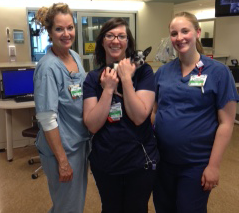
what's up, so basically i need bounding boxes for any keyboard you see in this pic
[14,95,34,103]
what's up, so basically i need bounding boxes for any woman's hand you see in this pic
[58,161,73,182]
[201,165,219,191]
[201,101,236,191]
[100,67,119,94]
[117,58,136,81]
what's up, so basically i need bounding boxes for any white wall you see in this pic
[214,16,239,64]
[137,2,174,62]
[0,7,31,63]
[200,21,214,38]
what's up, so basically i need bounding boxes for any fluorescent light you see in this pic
[0,0,144,12]
[195,9,215,20]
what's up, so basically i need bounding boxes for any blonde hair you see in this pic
[35,3,73,40]
[171,12,204,54]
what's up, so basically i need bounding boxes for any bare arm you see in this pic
[44,127,73,182]
[117,58,155,125]
[83,68,119,134]
[201,101,237,191]
[151,102,158,125]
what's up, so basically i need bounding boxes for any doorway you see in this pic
[77,12,135,72]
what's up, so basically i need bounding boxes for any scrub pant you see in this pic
[153,161,210,213]
[39,141,89,213]
[91,163,157,213]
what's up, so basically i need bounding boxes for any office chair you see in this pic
[22,117,42,179]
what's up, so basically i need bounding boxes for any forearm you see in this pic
[121,77,150,125]
[44,127,68,166]
[208,122,234,169]
[208,101,237,169]
[84,89,113,133]
[151,102,158,125]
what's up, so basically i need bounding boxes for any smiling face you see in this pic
[169,17,201,56]
[49,13,75,52]
[102,25,128,64]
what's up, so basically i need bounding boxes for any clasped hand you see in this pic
[100,58,135,94]
[117,58,136,81]
[100,67,119,94]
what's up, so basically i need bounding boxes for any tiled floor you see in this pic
[0,124,238,213]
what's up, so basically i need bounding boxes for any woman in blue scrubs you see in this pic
[83,18,159,213]
[152,12,239,213]
[34,3,90,213]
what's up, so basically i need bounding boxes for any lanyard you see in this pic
[141,144,156,170]
[196,60,204,76]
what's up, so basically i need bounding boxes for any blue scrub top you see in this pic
[154,55,239,165]
[83,63,159,175]
[34,49,90,156]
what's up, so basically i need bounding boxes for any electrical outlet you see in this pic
[9,46,16,57]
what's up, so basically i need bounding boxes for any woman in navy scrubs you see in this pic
[83,18,159,213]
[152,12,239,213]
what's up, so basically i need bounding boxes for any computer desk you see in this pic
[0,62,37,161]
[0,99,35,161]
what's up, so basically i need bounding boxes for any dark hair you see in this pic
[94,17,135,66]
[171,12,204,54]
[35,3,74,41]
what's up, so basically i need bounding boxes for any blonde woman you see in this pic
[34,3,90,213]
[152,12,239,213]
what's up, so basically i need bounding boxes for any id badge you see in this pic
[108,102,122,122]
[68,84,82,99]
[188,75,207,87]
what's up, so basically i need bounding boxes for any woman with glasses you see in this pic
[83,17,159,213]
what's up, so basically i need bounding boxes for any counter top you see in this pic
[0,99,35,109]
[0,62,37,69]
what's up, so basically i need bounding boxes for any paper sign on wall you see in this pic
[85,42,95,54]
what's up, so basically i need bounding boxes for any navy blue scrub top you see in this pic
[154,55,239,165]
[83,63,159,175]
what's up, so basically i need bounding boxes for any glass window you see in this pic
[82,17,129,56]
[27,11,77,62]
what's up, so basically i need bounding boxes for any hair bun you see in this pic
[35,6,48,28]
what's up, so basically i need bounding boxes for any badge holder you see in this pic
[68,71,82,99]
[69,84,82,99]
[189,60,207,94]
[107,102,122,123]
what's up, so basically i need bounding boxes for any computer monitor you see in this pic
[228,66,239,83]
[215,0,239,17]
[201,38,213,48]
[1,68,34,99]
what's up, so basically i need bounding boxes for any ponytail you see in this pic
[196,38,204,54]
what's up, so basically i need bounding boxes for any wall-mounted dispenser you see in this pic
[6,27,10,43]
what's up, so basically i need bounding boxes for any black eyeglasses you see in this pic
[104,33,128,41]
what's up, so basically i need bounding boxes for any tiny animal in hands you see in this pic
[131,46,152,68]
[99,46,152,97]
[108,46,152,71]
